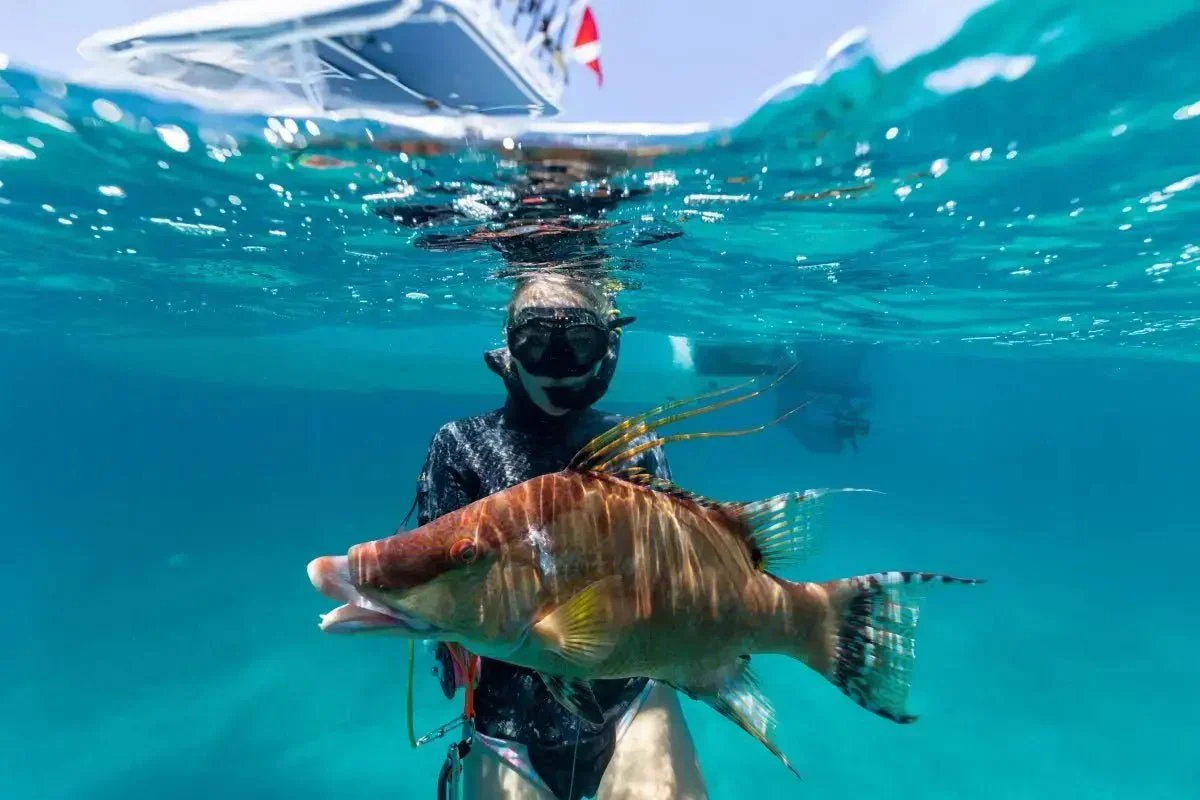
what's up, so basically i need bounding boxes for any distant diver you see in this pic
[688,338,875,455]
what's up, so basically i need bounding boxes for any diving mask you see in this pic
[506,306,635,380]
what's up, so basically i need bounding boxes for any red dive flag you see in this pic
[572,6,603,86]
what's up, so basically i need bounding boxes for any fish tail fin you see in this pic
[787,571,985,724]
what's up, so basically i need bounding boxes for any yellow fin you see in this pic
[532,577,622,668]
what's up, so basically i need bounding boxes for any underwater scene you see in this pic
[2,0,1199,798]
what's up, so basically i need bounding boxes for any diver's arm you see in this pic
[642,433,673,482]
[415,426,474,527]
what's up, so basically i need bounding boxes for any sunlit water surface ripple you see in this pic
[0,1,1198,359]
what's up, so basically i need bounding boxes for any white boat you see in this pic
[75,0,600,118]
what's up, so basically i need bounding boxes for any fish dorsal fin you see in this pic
[569,367,804,475]
[722,488,880,572]
[721,490,828,572]
[671,655,802,780]
[607,467,729,512]
[612,465,653,485]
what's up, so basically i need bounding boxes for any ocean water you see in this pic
[2,1,1199,798]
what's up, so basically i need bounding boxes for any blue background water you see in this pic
[4,0,1200,796]
[3,339,1196,798]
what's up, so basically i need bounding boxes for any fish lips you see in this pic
[307,555,436,636]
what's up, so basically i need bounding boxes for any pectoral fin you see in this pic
[539,673,605,725]
[531,576,621,668]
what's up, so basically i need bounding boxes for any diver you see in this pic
[687,338,874,455]
[413,272,707,800]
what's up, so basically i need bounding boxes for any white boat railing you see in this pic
[494,0,579,87]
[75,0,592,117]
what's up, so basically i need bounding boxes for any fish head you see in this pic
[308,519,536,646]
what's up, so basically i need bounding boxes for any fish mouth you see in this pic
[306,555,436,636]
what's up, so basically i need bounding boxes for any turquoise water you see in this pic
[2,1,1199,797]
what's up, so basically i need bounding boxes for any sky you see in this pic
[0,0,989,124]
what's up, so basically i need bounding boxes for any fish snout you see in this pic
[306,552,436,636]
[307,555,355,603]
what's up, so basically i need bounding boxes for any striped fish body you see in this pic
[345,470,777,681]
[309,377,985,779]
[381,469,808,684]
[337,467,980,742]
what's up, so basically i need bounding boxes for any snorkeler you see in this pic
[413,273,707,800]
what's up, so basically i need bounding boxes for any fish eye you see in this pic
[449,538,477,564]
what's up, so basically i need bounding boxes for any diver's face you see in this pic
[513,357,605,415]
[506,304,612,414]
